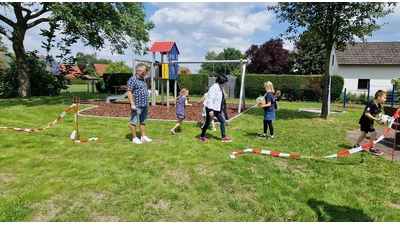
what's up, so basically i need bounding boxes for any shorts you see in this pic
[130,106,148,125]
[360,123,375,133]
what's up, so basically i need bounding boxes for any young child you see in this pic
[274,90,281,111]
[198,86,216,131]
[170,88,192,135]
[258,81,276,140]
[353,89,387,155]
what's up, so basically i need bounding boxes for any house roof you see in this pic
[58,64,82,78]
[178,67,192,74]
[149,41,180,54]
[336,42,400,65]
[94,63,109,77]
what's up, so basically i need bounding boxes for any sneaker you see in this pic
[258,134,267,139]
[140,136,152,142]
[212,127,217,132]
[369,147,383,155]
[353,144,360,148]
[221,137,233,142]
[267,136,275,140]
[132,137,142,144]
[199,137,209,142]
[170,129,175,135]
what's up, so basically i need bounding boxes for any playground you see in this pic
[1,41,400,221]
[2,93,400,221]
[79,99,254,123]
[73,98,400,163]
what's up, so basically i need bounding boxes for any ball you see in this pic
[256,96,263,105]
[379,114,391,124]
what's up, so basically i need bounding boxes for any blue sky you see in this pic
[3,2,400,73]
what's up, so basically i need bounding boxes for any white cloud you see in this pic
[2,2,400,74]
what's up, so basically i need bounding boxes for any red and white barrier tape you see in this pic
[230,109,400,159]
[0,104,102,143]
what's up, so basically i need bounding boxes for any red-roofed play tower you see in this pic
[148,41,180,107]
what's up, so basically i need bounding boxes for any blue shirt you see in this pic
[127,75,148,107]
[264,92,275,112]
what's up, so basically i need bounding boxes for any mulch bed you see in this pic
[78,100,254,122]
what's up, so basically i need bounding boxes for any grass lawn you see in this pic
[1,92,400,222]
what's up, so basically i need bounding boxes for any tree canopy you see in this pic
[76,52,97,67]
[104,61,132,74]
[198,47,246,77]
[268,2,397,119]
[0,2,155,97]
[292,30,325,75]
[75,52,113,67]
[245,38,292,74]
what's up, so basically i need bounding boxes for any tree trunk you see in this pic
[320,48,332,119]
[12,26,31,98]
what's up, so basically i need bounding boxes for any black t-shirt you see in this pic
[359,101,381,125]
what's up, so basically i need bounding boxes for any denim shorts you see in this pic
[130,106,148,125]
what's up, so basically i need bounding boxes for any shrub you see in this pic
[1,51,69,98]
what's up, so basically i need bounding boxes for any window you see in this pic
[358,79,369,89]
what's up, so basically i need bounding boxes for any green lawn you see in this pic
[0,93,400,222]
[62,84,96,93]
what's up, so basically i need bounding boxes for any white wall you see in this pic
[343,78,393,95]
[338,65,400,95]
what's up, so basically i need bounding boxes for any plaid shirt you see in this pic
[127,74,148,107]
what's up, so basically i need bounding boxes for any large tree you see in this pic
[75,52,112,67]
[0,2,155,97]
[76,52,97,67]
[268,2,397,119]
[245,38,292,74]
[293,30,325,75]
[104,60,132,74]
[198,47,246,77]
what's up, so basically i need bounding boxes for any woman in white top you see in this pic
[199,75,232,142]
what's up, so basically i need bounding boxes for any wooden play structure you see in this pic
[133,41,248,112]
[133,41,180,107]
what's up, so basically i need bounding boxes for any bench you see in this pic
[118,85,127,92]
[112,85,127,94]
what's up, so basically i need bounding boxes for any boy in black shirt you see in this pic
[353,90,387,155]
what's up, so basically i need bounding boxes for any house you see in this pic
[178,66,192,74]
[94,63,109,77]
[330,42,400,95]
[58,64,83,78]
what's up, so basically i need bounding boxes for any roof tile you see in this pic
[149,41,180,54]
[336,42,400,65]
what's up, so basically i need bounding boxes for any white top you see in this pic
[203,83,223,111]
